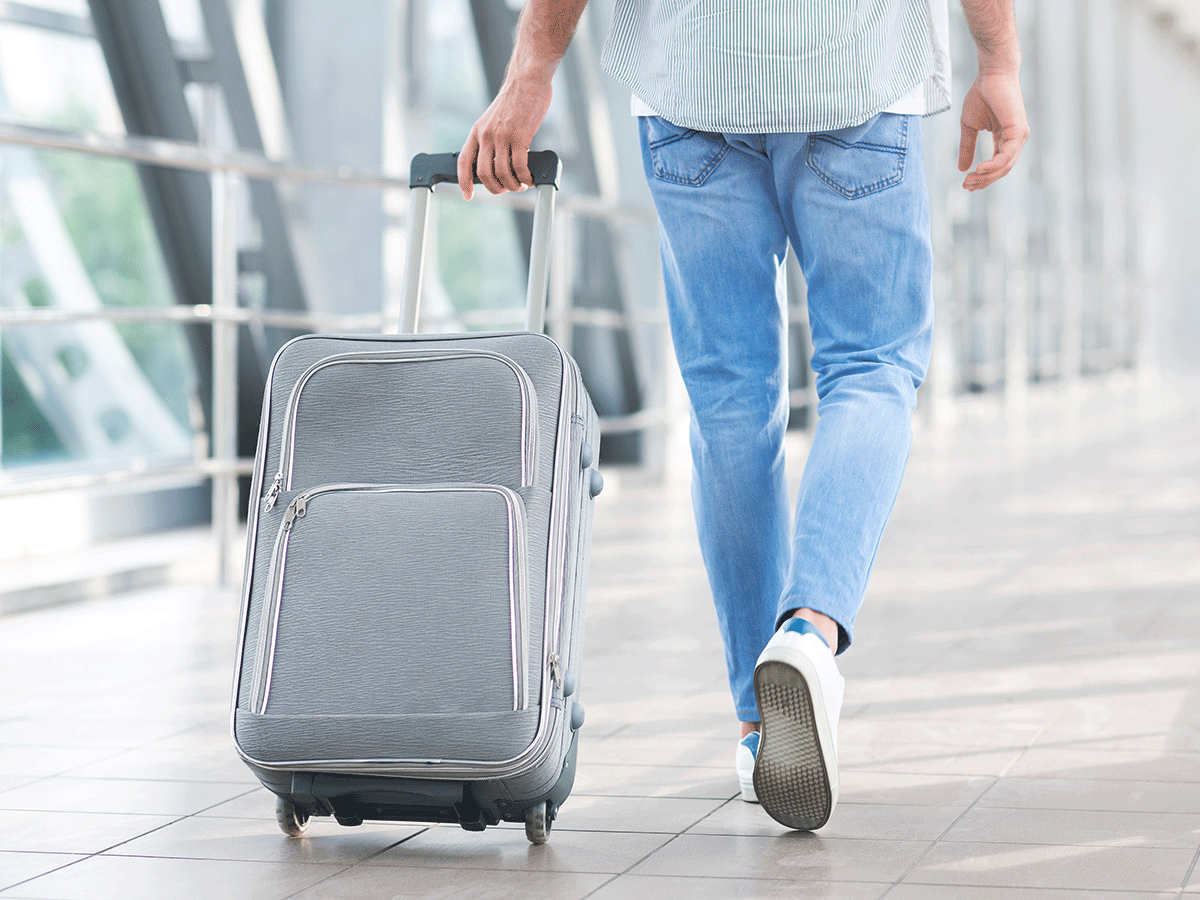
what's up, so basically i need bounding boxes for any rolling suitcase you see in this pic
[230,151,601,844]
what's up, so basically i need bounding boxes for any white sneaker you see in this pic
[752,617,845,830]
[735,731,760,802]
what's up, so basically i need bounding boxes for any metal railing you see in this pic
[0,117,669,587]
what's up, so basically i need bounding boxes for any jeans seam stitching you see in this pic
[647,129,695,152]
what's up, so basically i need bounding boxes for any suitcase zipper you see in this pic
[262,350,538,511]
[252,482,530,715]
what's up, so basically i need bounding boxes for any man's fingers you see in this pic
[511,145,533,190]
[476,146,504,195]
[958,125,979,173]
[472,131,530,194]
[457,134,479,200]
[964,121,1029,190]
[963,151,1015,190]
[494,143,525,193]
[460,74,552,195]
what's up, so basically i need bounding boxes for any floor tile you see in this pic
[47,694,229,726]
[137,722,242,756]
[107,813,422,864]
[977,776,1200,814]
[0,853,85,893]
[838,714,1049,750]
[571,763,739,799]
[0,746,118,780]
[578,736,734,770]
[0,717,197,750]
[1005,746,1200,782]
[839,743,1025,777]
[904,841,1196,892]
[688,800,964,842]
[886,886,1180,899]
[287,864,609,900]
[0,855,342,900]
[629,833,930,883]
[0,778,251,817]
[63,747,259,785]
[587,873,890,900]
[942,804,1200,849]
[364,823,671,874]
[554,794,725,833]
[837,772,994,808]
[194,787,279,820]
[0,809,178,854]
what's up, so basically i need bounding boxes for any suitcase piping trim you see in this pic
[232,333,587,781]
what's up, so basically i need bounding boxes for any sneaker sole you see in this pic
[752,658,835,830]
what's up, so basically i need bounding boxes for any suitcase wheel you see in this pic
[275,796,310,837]
[524,801,552,845]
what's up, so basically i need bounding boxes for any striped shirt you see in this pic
[601,0,952,134]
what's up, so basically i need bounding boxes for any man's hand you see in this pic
[458,74,553,200]
[958,1,1029,191]
[958,70,1030,191]
[457,0,590,200]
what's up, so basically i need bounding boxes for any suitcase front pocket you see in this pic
[262,349,539,510]
[252,484,530,719]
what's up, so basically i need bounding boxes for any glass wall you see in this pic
[0,2,196,470]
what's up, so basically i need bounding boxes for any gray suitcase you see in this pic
[230,151,601,844]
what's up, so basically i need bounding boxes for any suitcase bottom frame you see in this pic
[250,732,578,846]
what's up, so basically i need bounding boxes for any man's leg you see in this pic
[636,117,791,726]
[751,113,933,830]
[772,113,933,645]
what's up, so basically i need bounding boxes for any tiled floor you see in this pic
[2,375,1199,899]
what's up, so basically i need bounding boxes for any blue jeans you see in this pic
[638,113,933,721]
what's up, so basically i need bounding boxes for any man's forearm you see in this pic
[960,0,1021,72]
[507,0,591,86]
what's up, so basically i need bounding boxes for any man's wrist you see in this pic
[975,47,1021,76]
[961,0,1021,75]
[505,61,556,92]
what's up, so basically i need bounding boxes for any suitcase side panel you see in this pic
[490,361,598,803]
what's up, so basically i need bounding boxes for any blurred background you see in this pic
[0,0,1196,609]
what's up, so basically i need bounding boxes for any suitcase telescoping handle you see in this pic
[397,150,562,336]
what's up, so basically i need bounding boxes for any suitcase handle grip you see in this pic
[396,151,559,336]
[409,150,561,189]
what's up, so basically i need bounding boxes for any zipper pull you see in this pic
[282,495,307,530]
[549,653,564,692]
[263,472,283,511]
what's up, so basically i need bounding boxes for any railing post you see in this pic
[211,165,239,588]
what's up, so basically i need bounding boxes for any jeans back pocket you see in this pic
[806,114,910,200]
[642,116,729,187]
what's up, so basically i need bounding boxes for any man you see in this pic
[459,0,1028,831]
